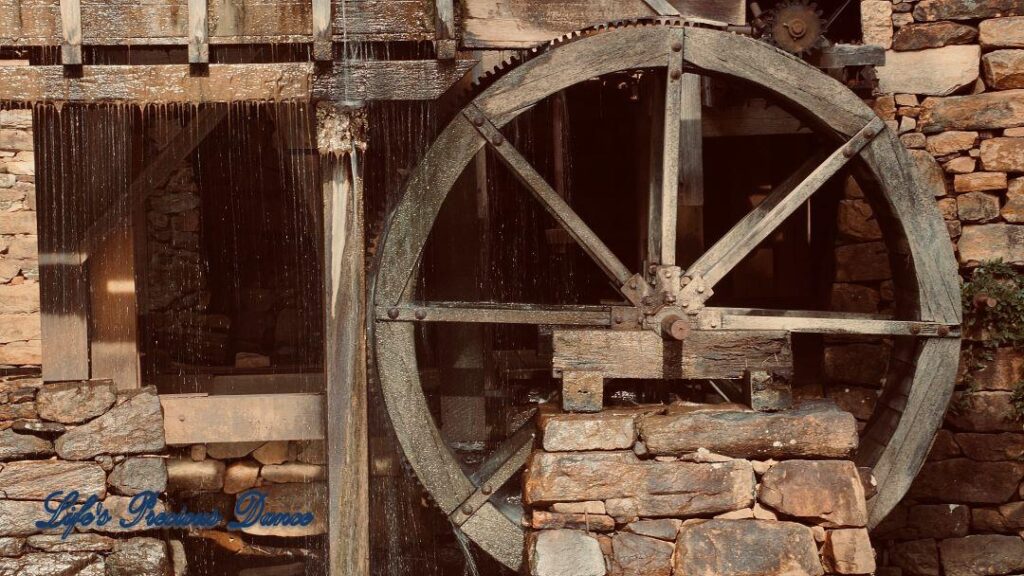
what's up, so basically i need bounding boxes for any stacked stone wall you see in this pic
[524,402,875,576]
[0,376,178,574]
[0,106,40,368]
[852,4,1024,573]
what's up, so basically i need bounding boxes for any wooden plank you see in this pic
[551,329,793,380]
[187,0,209,64]
[433,0,456,59]
[59,0,81,64]
[88,226,140,390]
[0,60,475,103]
[808,44,885,69]
[377,302,613,326]
[0,0,436,46]
[312,0,331,61]
[677,72,704,265]
[318,103,368,576]
[654,30,684,266]
[698,307,957,337]
[160,393,324,444]
[461,0,746,48]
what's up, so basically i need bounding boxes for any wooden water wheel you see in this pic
[371,21,961,570]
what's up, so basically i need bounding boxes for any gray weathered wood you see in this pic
[58,0,81,64]
[433,0,456,59]
[809,44,885,69]
[743,369,792,412]
[461,0,746,48]
[653,30,684,266]
[698,307,958,337]
[187,0,209,64]
[160,393,325,444]
[376,302,612,326]
[318,103,368,576]
[677,72,704,264]
[312,0,331,61]
[561,371,604,412]
[0,61,475,104]
[552,329,793,380]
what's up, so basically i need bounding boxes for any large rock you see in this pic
[639,403,857,459]
[0,460,105,501]
[908,149,947,197]
[822,528,875,575]
[0,552,104,576]
[758,460,868,527]
[836,200,882,241]
[955,432,1024,460]
[54,387,165,460]
[890,539,940,576]
[260,463,325,483]
[910,459,1024,503]
[106,537,170,576]
[903,504,971,540]
[829,283,880,314]
[980,17,1024,48]
[0,500,47,536]
[529,530,605,576]
[108,457,167,495]
[940,534,1024,576]
[541,413,636,451]
[87,495,167,534]
[957,192,1000,222]
[1005,177,1024,222]
[0,283,39,314]
[946,391,1019,432]
[25,534,115,552]
[523,451,754,518]
[835,241,891,282]
[36,380,115,424]
[234,482,327,536]
[610,532,673,576]
[981,137,1024,172]
[0,427,52,459]
[530,510,615,532]
[167,459,224,493]
[984,50,1024,89]
[961,347,1024,391]
[959,224,1024,265]
[877,46,980,96]
[223,460,260,495]
[861,1,893,48]
[920,90,1024,132]
[893,22,978,50]
[674,519,823,576]
[954,171,1007,193]
[914,0,1024,21]
[926,131,978,156]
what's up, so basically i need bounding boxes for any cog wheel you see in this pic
[764,0,827,54]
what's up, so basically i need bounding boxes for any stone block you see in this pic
[959,224,1024,265]
[914,0,1024,21]
[235,482,326,537]
[0,341,41,366]
[223,460,260,495]
[877,46,980,96]
[829,386,877,421]
[957,192,1000,222]
[946,391,1019,432]
[920,90,1024,133]
[167,459,225,493]
[529,530,605,576]
[252,441,290,465]
[829,283,880,314]
[823,528,876,574]
[926,131,978,156]
[892,22,977,50]
[260,463,325,483]
[890,538,940,576]
[954,172,1007,193]
[26,534,115,553]
[551,501,605,515]
[837,199,882,241]
[108,457,167,496]
[910,459,1024,503]
[862,1,894,48]
[523,451,754,518]
[639,403,857,459]
[908,149,947,197]
[0,553,104,576]
[0,500,47,536]
[610,532,673,576]
[0,427,52,460]
[106,537,170,576]
[531,510,615,532]
[955,432,1024,461]
[55,387,165,460]
[904,504,971,540]
[983,49,1024,90]
[541,413,636,451]
[758,460,868,527]
[674,519,823,576]
[981,137,1024,172]
[945,156,976,174]
[623,519,681,541]
[0,460,105,501]
[1005,177,1024,222]
[940,534,1024,576]
[980,16,1024,48]
[36,380,116,424]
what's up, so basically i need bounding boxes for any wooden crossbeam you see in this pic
[160,393,324,444]
[58,0,81,65]
[187,0,209,64]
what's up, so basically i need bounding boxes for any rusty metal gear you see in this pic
[763,0,827,54]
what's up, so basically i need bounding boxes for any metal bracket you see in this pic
[449,423,536,526]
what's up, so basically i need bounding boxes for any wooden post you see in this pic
[59,0,82,65]
[312,0,332,61]
[187,0,209,64]
[434,0,457,59]
[317,102,368,576]
[677,73,704,265]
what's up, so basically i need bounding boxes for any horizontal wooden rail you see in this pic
[160,393,324,444]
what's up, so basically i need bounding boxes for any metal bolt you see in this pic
[681,276,691,286]
[629,279,638,289]
[910,324,921,335]
[696,286,705,294]
[670,69,682,80]
[481,484,493,495]
[414,309,427,320]
[387,307,400,319]
[472,116,484,127]
[710,320,718,328]
[681,301,690,308]
[492,134,504,146]
[938,326,950,337]
[843,146,856,158]
[671,41,682,52]
[178,415,186,422]
[613,313,623,324]
[462,503,474,515]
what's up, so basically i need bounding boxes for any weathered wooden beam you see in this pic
[653,29,684,266]
[58,0,81,65]
[697,307,958,337]
[160,393,325,444]
[187,0,209,64]
[317,102,369,576]
[677,73,704,264]
[808,44,885,70]
[376,302,613,326]
[433,0,456,59]
[561,371,604,412]
[551,329,793,380]
[0,0,437,46]
[0,60,475,103]
[312,0,332,61]
[460,0,746,48]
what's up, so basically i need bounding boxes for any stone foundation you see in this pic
[524,402,875,576]
[0,375,177,574]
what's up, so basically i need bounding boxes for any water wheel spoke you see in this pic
[684,116,886,291]
[649,29,685,266]
[376,301,614,326]
[698,306,959,337]
[451,421,537,526]
[462,104,634,288]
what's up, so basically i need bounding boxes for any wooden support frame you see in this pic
[58,0,81,65]
[433,0,457,59]
[312,0,332,61]
[187,0,209,64]
[160,393,324,444]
